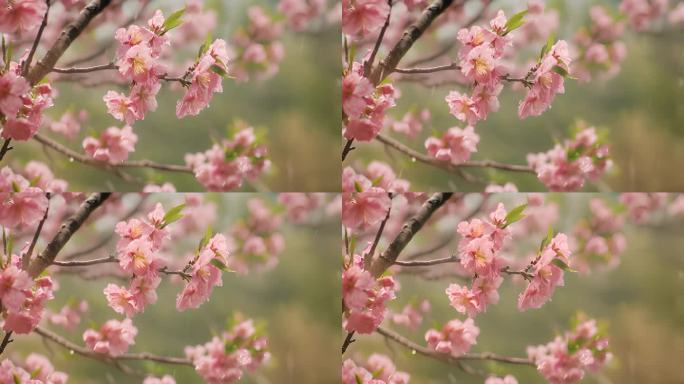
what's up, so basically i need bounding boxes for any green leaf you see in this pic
[210,64,228,77]
[162,203,185,228]
[540,226,554,251]
[504,203,527,227]
[354,181,363,193]
[198,33,213,58]
[552,258,576,272]
[504,10,528,34]
[210,258,231,272]
[355,375,364,384]
[567,339,581,354]
[540,35,554,59]
[162,8,185,33]
[198,226,213,251]
[371,175,384,187]
[552,65,570,77]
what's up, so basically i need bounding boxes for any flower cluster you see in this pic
[82,125,138,163]
[83,318,138,357]
[104,203,172,317]
[390,108,430,139]
[176,233,230,311]
[424,125,479,165]
[620,0,668,31]
[0,63,53,141]
[445,203,513,317]
[573,6,627,82]
[447,10,512,125]
[0,354,68,384]
[48,300,88,331]
[343,62,396,142]
[343,254,397,334]
[277,193,326,223]
[571,198,626,273]
[425,317,480,358]
[619,192,668,223]
[527,126,612,191]
[143,375,176,384]
[185,318,270,384]
[0,261,54,334]
[518,233,572,311]
[176,38,230,118]
[230,6,284,82]
[228,198,284,273]
[0,0,47,35]
[107,10,171,124]
[342,354,410,384]
[527,317,612,384]
[518,40,572,119]
[391,299,430,332]
[342,0,390,38]
[278,0,326,31]
[0,167,49,229]
[185,125,270,192]
[485,375,518,384]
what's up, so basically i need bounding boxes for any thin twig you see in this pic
[365,193,393,269]
[23,194,51,269]
[51,62,117,73]
[23,0,51,76]
[52,255,117,267]
[0,331,13,356]
[394,254,459,266]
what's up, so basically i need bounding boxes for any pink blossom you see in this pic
[445,91,479,125]
[460,44,501,86]
[446,284,481,318]
[0,0,47,34]
[49,110,85,139]
[24,353,69,384]
[425,318,479,358]
[342,354,410,384]
[144,376,176,384]
[620,0,668,31]
[619,193,667,223]
[3,276,54,334]
[83,318,138,357]
[279,0,325,31]
[518,234,572,311]
[83,125,138,163]
[0,71,29,117]
[176,234,229,311]
[0,265,32,313]
[49,300,88,331]
[485,375,518,384]
[118,238,159,277]
[185,318,269,384]
[104,283,138,317]
[103,91,139,124]
[342,67,374,119]
[363,161,410,193]
[519,40,572,119]
[343,65,396,142]
[391,300,429,331]
[0,170,49,229]
[391,109,430,138]
[343,255,396,334]
[342,0,390,37]
[176,40,229,118]
[342,189,391,230]
[459,236,496,276]
[277,193,325,223]
[425,126,479,165]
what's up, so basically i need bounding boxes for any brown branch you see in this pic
[33,133,193,174]
[370,0,460,84]
[375,133,534,175]
[369,192,453,277]
[365,193,393,269]
[51,62,117,73]
[22,194,51,269]
[34,326,193,366]
[341,331,356,354]
[394,62,460,74]
[376,326,534,367]
[0,331,13,356]
[364,0,393,76]
[23,0,51,76]
[27,0,113,85]
[28,193,111,277]
[394,254,459,266]
[0,139,12,163]
[52,255,117,267]
[342,138,355,162]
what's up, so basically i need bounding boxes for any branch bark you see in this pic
[369,192,453,277]
[34,326,193,366]
[27,193,111,277]
[27,0,113,85]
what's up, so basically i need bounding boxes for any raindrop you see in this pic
[411,349,416,355]
[69,350,74,355]
[411,157,416,163]
[68,157,74,163]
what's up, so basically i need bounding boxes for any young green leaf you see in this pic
[198,226,213,251]
[198,33,213,58]
[504,203,528,227]
[552,258,576,272]
[540,226,554,251]
[540,34,555,59]
[210,258,231,272]
[162,203,185,228]
[162,8,186,33]
[504,10,528,34]
[210,64,228,77]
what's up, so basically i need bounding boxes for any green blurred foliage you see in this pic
[9,0,340,192]
[347,194,684,383]
[352,3,684,192]
[6,193,341,383]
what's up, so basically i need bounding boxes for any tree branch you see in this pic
[370,0,460,84]
[33,133,193,174]
[0,139,12,163]
[394,254,459,266]
[27,0,113,85]
[376,326,534,367]
[28,193,111,277]
[23,0,51,76]
[51,62,117,73]
[394,62,460,74]
[34,326,193,366]
[52,255,117,267]
[22,194,51,269]
[369,192,453,277]
[0,331,13,356]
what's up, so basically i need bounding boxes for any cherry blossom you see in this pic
[83,318,138,357]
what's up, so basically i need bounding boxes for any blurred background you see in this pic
[7,193,341,383]
[350,0,684,191]
[8,0,341,192]
[347,193,684,383]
